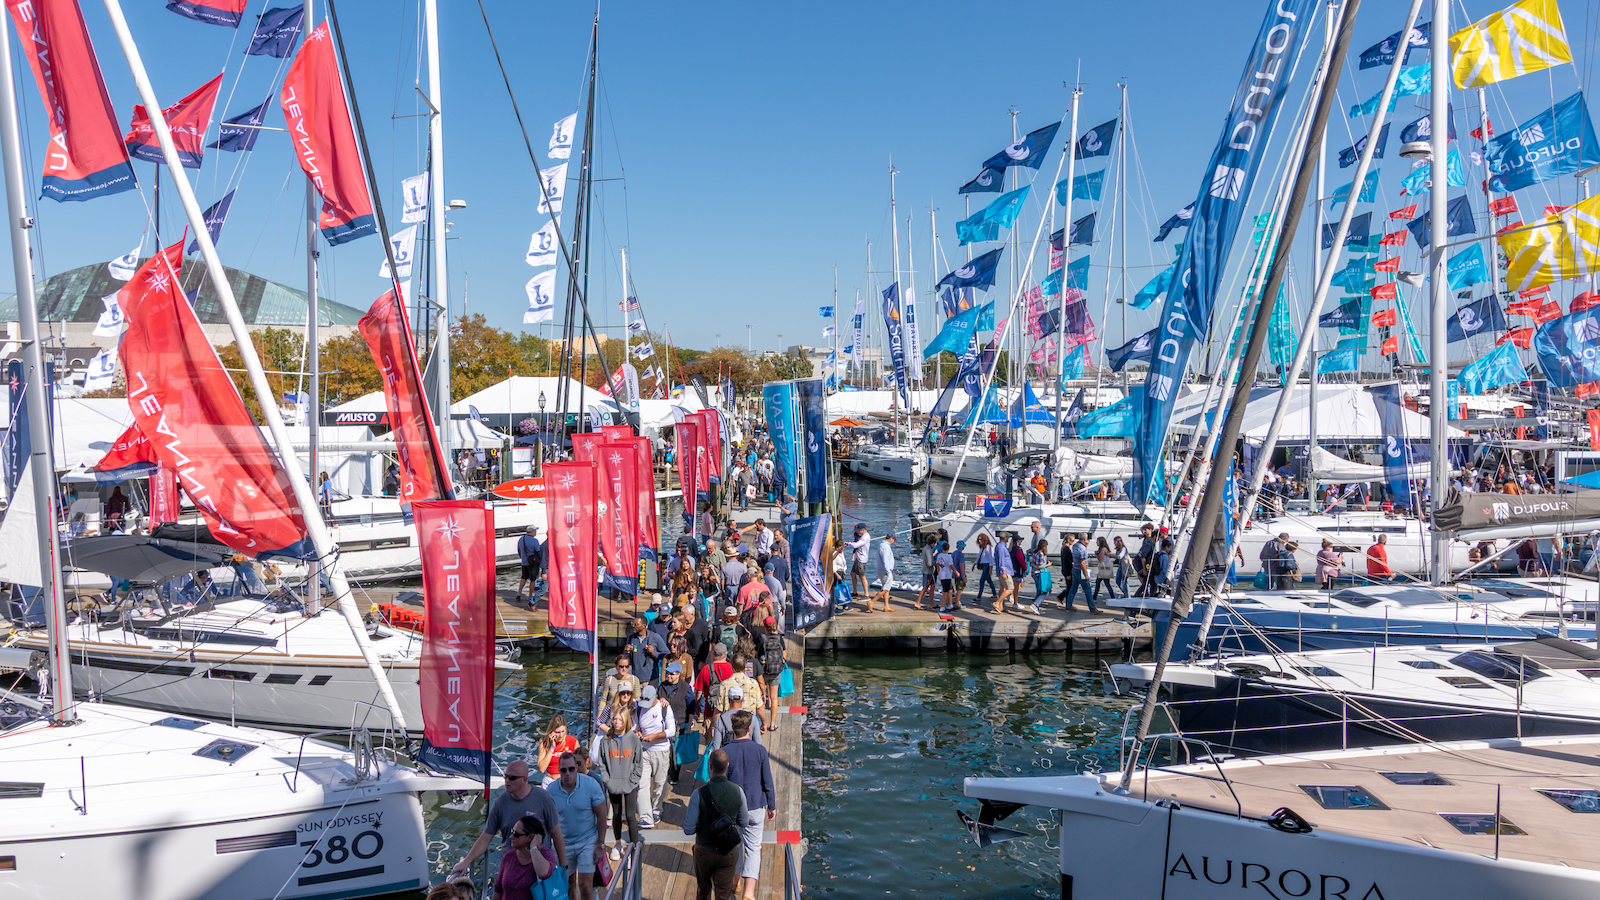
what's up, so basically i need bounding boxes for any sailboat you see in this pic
[0,1,478,895]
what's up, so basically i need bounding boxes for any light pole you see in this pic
[536,391,547,477]
[747,324,752,351]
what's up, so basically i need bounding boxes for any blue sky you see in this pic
[6,0,1600,361]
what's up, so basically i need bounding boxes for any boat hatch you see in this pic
[1380,772,1453,786]
[1401,660,1448,669]
[1291,665,1339,678]
[193,739,256,763]
[1438,676,1496,689]
[1299,785,1388,810]
[1439,813,1525,835]
[1538,789,1600,813]
[0,782,44,799]
[153,716,208,730]
[1449,650,1548,684]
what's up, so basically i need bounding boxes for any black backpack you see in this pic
[700,785,743,853]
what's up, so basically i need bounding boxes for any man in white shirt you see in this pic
[935,542,957,612]
[634,684,676,829]
[846,523,871,599]
[870,533,896,612]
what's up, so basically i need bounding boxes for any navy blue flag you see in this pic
[1155,203,1194,241]
[208,98,270,152]
[1372,383,1414,510]
[1067,212,1095,246]
[1531,378,1550,440]
[984,122,1061,170]
[960,166,1005,194]
[1534,306,1600,388]
[882,284,911,408]
[247,5,303,57]
[1319,298,1364,330]
[1061,296,1091,335]
[796,378,828,504]
[1322,212,1372,249]
[1337,123,1390,167]
[1076,119,1117,159]
[1446,293,1507,342]
[788,513,832,630]
[1400,104,1456,144]
[1135,0,1316,510]
[1062,388,1086,437]
[1406,195,1475,250]
[166,0,244,27]
[1036,307,1062,338]
[957,332,984,398]
[1106,328,1156,372]
[937,247,1002,290]
[1358,21,1430,69]
[1483,92,1600,194]
[187,190,234,255]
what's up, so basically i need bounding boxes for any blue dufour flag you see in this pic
[1458,341,1529,394]
[1483,92,1600,194]
[985,122,1061,170]
[1358,21,1430,69]
[208,98,270,152]
[1133,0,1316,510]
[881,284,912,407]
[956,186,1030,245]
[960,166,1005,194]
[1337,123,1390,167]
[796,378,828,504]
[1076,119,1117,159]
[1371,383,1415,509]
[1106,328,1156,372]
[1445,243,1488,290]
[1078,386,1143,437]
[1155,203,1194,241]
[923,302,991,359]
[1132,263,1176,309]
[247,5,303,57]
[1534,305,1600,388]
[1057,169,1104,204]
[762,383,797,491]
[1317,348,1359,373]
[937,247,1003,290]
[1319,298,1364,329]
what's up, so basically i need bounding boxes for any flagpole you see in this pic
[421,0,453,474]
[1053,89,1081,454]
[1477,85,1501,371]
[890,164,903,437]
[1427,0,1450,584]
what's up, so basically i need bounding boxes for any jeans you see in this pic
[974,564,995,600]
[1093,577,1115,604]
[1115,564,1130,598]
[1063,574,1096,612]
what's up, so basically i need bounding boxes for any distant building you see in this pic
[785,343,881,382]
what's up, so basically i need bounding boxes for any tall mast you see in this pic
[0,8,71,722]
[1427,0,1450,584]
[930,209,940,388]
[306,0,321,611]
[905,213,918,392]
[890,163,901,433]
[1053,89,1082,452]
[424,0,451,470]
[831,265,838,391]
[1309,2,1334,504]
[1118,83,1129,391]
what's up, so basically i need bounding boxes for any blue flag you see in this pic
[1132,263,1176,309]
[1459,341,1529,394]
[1337,123,1390,167]
[1534,306,1600,388]
[1399,148,1465,194]
[1060,344,1086,380]
[1066,212,1095,246]
[882,284,912,407]
[1319,298,1364,330]
[187,190,235,255]
[1076,119,1117,159]
[1400,104,1457,143]
[1484,92,1600,193]
[819,306,834,317]
[208,98,271,153]
[1445,243,1487,290]
[923,302,991,358]
[1358,21,1430,69]
[1134,0,1316,510]
[937,247,1003,291]
[1317,348,1360,373]
[960,166,1005,194]
[1329,257,1375,293]
[788,513,832,630]
[248,4,303,57]
[1371,383,1415,509]
[956,186,1029,245]
[1061,254,1090,291]
[1078,386,1143,437]
[1407,195,1475,250]
[1155,203,1194,241]
[1322,212,1372,248]
[1350,65,1430,116]
[1057,169,1104,204]
[797,378,828,504]
[1329,171,1380,207]
[1106,328,1156,372]
[985,122,1061,170]
[763,383,797,491]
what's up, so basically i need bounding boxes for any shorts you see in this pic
[940,579,953,591]
[921,572,936,589]
[851,561,865,576]
[568,837,598,874]
[521,564,538,580]
[999,573,1015,590]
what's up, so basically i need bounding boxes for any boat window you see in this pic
[192,739,257,763]
[1401,660,1447,670]
[153,716,208,730]
[1459,580,1556,599]
[0,782,44,799]
[1292,665,1340,678]
[1330,590,1382,607]
[1438,676,1495,689]
[1449,650,1547,685]
[1538,789,1600,813]
[1299,785,1389,810]
[1438,813,1526,835]
[1300,601,1337,609]
[1380,772,1453,786]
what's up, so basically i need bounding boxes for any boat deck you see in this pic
[1135,736,1600,871]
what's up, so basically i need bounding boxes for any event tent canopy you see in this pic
[1171,385,1464,443]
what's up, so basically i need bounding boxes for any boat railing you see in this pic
[601,839,644,900]
[1123,732,1244,819]
[288,726,381,793]
[784,840,804,900]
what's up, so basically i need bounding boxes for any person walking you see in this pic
[1133,524,1157,596]
[626,617,668,684]
[993,533,1017,612]
[951,539,969,603]
[535,716,579,788]
[915,533,939,611]
[758,618,787,716]
[1315,539,1342,589]
[593,705,644,861]
[450,759,568,882]
[516,526,543,603]
[1062,534,1096,614]
[1151,539,1174,594]
[869,533,896,613]
[1260,532,1291,591]
[546,752,608,900]
[709,684,763,752]
[722,711,775,900]
[659,661,698,784]
[683,750,753,900]
[633,684,675,830]
[1112,536,1131,598]
[1367,534,1393,583]
[973,534,996,605]
[846,523,871,599]
[1092,537,1117,606]
[1027,539,1049,612]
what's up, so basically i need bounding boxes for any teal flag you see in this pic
[1132,262,1175,309]
[1458,341,1529,394]
[1078,387,1143,437]
[1268,284,1296,379]
[956,186,1030,245]
[1060,343,1085,379]
[1339,297,1371,335]
[1055,169,1104,204]
[1062,255,1090,291]
[1329,169,1381,206]
[1317,347,1360,373]
[1399,147,1466,194]
[976,302,994,331]
[1337,335,1366,350]
[1329,256,1375,292]
[922,302,991,359]
[1445,243,1487,289]
[1043,267,1062,296]
[1349,64,1430,116]
[1346,234,1383,253]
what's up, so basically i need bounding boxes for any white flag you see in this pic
[524,270,557,324]
[549,113,576,159]
[379,224,419,279]
[632,342,655,360]
[821,325,836,338]
[626,319,646,334]
[401,172,429,223]
[108,245,141,281]
[82,349,117,391]
[93,295,125,337]
[537,163,567,215]
[526,218,559,267]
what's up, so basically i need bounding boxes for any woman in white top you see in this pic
[1112,536,1131,598]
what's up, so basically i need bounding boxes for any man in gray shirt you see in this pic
[709,684,763,752]
[720,547,749,604]
[762,562,786,630]
[450,759,567,879]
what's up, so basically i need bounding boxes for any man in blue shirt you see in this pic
[517,526,543,603]
[549,751,608,900]
[1062,533,1097,614]
[722,710,775,898]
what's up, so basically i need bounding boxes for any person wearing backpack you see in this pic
[683,749,753,900]
[722,710,774,900]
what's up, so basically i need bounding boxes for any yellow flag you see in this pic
[1500,191,1600,290]
[1450,0,1572,88]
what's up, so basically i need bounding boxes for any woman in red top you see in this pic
[536,716,578,787]
[493,814,557,900]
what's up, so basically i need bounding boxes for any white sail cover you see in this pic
[1311,446,1429,483]
[0,458,41,587]
[1054,446,1134,481]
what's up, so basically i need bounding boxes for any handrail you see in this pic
[288,727,376,793]
[1126,733,1244,819]
[784,841,803,900]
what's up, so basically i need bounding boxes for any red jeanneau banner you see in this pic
[124,72,222,169]
[674,420,700,500]
[280,23,375,244]
[117,243,307,557]
[690,410,723,484]
[413,499,495,783]
[572,436,635,594]
[690,416,712,495]
[612,436,658,562]
[359,288,450,504]
[544,462,598,654]
[5,0,135,201]
[571,431,605,462]
[599,424,632,441]
[149,463,180,525]
[91,423,157,481]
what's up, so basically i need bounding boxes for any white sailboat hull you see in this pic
[928,450,990,484]
[847,447,929,486]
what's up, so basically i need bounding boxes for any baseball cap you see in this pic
[666,662,683,674]
[727,684,745,699]
[1158,526,1170,534]
[639,684,657,702]
[854,523,866,532]
[723,605,738,618]
[763,616,776,626]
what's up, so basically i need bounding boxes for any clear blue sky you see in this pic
[6,0,1600,360]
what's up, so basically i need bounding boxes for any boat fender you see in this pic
[1264,807,1314,834]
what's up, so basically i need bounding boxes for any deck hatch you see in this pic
[1379,772,1452,786]
[153,717,208,730]
[193,739,257,763]
[1291,665,1340,677]
[0,782,44,799]
[1537,789,1600,812]
[1437,676,1494,689]
[1439,813,1526,835]
[1298,785,1388,810]
[1401,660,1447,669]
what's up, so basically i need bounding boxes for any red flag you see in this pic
[1488,197,1518,217]
[149,464,180,526]
[91,423,157,480]
[1546,204,1570,217]
[164,0,247,27]
[1370,283,1398,302]
[674,421,700,500]
[690,418,712,494]
[124,72,222,169]
[1497,328,1534,348]
[1379,231,1407,246]
[359,288,450,504]
[1389,204,1418,220]
[1371,308,1398,327]
[544,462,598,654]
[414,499,495,781]
[1498,220,1524,234]
[611,436,659,563]
[599,424,633,441]
[281,23,375,244]
[690,410,724,483]
[118,242,306,557]
[1577,382,1600,398]
[5,0,135,201]
[1517,284,1551,299]
[1573,291,1600,312]
[1535,297,1564,323]
[1373,256,1401,272]
[1471,120,1494,140]
[1381,335,1399,355]
[1590,410,1600,449]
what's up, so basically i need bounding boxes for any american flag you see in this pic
[619,296,640,312]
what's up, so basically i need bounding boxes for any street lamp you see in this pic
[536,391,547,476]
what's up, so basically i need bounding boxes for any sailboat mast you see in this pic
[1427,0,1450,584]
[890,164,901,434]
[1053,90,1081,452]
[1309,2,1333,505]
[424,0,451,471]
[1118,83,1129,391]
[905,213,918,395]
[305,0,321,612]
[0,9,71,722]
[930,209,939,388]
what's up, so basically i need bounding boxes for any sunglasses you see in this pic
[559,766,577,773]
[506,774,525,782]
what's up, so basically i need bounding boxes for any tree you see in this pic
[320,330,382,408]
[214,327,304,422]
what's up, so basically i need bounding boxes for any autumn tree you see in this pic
[319,330,382,407]
[214,327,304,422]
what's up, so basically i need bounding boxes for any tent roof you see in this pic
[829,417,870,428]
[451,376,618,416]
[1172,385,1465,442]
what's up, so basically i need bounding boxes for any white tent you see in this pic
[1172,385,1465,443]
[1310,446,1430,483]
[453,376,617,422]
[826,389,943,416]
